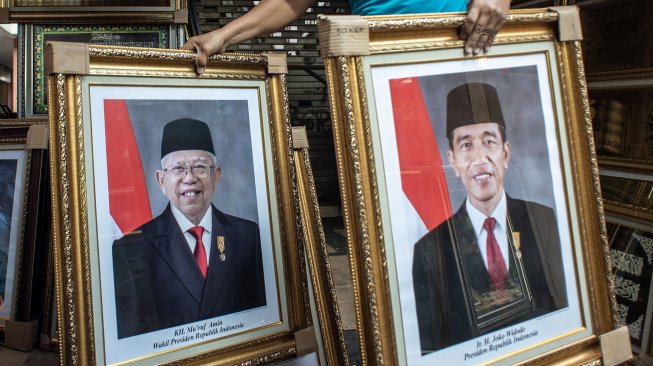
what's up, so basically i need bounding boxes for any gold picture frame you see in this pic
[0,118,49,327]
[1,0,186,23]
[604,212,653,363]
[45,43,344,365]
[19,23,180,118]
[293,126,349,366]
[600,170,653,226]
[318,8,616,365]
[588,76,653,172]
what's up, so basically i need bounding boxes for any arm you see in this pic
[459,0,511,55]
[182,0,315,74]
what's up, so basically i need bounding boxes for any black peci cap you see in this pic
[160,118,215,159]
[446,82,505,138]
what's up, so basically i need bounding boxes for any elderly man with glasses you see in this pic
[112,118,266,339]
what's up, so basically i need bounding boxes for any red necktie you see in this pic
[188,226,208,279]
[484,217,507,291]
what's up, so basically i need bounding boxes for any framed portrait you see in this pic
[2,0,186,24]
[0,118,49,326]
[587,78,653,172]
[293,126,350,366]
[46,43,346,365]
[600,170,653,225]
[318,8,616,365]
[579,0,652,75]
[604,213,653,359]
[18,23,184,118]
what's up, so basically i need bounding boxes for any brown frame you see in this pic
[2,0,187,24]
[0,118,49,326]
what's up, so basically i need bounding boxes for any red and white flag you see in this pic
[389,77,452,233]
[104,99,153,236]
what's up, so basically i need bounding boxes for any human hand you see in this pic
[459,0,511,55]
[182,30,229,75]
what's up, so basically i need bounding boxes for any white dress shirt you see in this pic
[171,205,213,262]
[466,191,509,271]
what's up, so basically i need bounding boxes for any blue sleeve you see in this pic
[349,0,468,15]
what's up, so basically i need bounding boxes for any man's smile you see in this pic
[469,166,495,183]
[473,172,493,181]
[181,189,202,198]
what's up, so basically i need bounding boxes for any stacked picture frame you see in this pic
[19,23,184,118]
[604,215,653,356]
[9,1,189,118]
[317,7,619,365]
[2,0,193,354]
[44,42,348,365]
[580,0,653,362]
[1,0,186,24]
[5,1,354,364]
[0,2,636,365]
[0,118,50,330]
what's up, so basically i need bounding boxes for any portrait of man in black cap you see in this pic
[112,117,266,339]
[412,82,568,354]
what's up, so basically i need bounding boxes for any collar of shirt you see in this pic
[466,191,509,271]
[171,205,213,260]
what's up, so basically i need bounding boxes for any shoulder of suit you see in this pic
[509,197,557,222]
[415,217,456,248]
[112,215,162,247]
[113,229,145,248]
[214,208,259,229]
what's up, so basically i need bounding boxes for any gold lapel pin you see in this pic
[512,231,521,258]
[217,236,226,261]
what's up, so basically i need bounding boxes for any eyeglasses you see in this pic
[163,164,214,178]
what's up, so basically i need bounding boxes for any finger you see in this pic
[477,1,508,53]
[473,18,498,54]
[481,25,500,53]
[180,39,205,75]
[181,38,195,50]
[482,16,506,53]
[466,15,490,55]
[483,31,497,53]
[195,49,208,75]
[459,10,477,40]
[475,11,503,53]
[459,7,480,55]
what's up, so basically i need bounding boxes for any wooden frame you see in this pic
[293,126,349,366]
[579,0,653,76]
[600,169,653,226]
[18,23,182,118]
[588,77,653,174]
[45,43,344,365]
[0,118,49,326]
[581,0,653,173]
[1,0,187,24]
[318,8,616,365]
[604,212,653,362]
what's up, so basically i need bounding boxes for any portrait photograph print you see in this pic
[0,149,26,322]
[87,82,282,365]
[369,52,585,364]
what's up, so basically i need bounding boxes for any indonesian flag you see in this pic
[104,100,153,236]
[389,77,452,232]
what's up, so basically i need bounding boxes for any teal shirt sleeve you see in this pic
[349,0,468,15]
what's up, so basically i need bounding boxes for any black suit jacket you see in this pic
[412,196,567,354]
[112,204,266,339]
